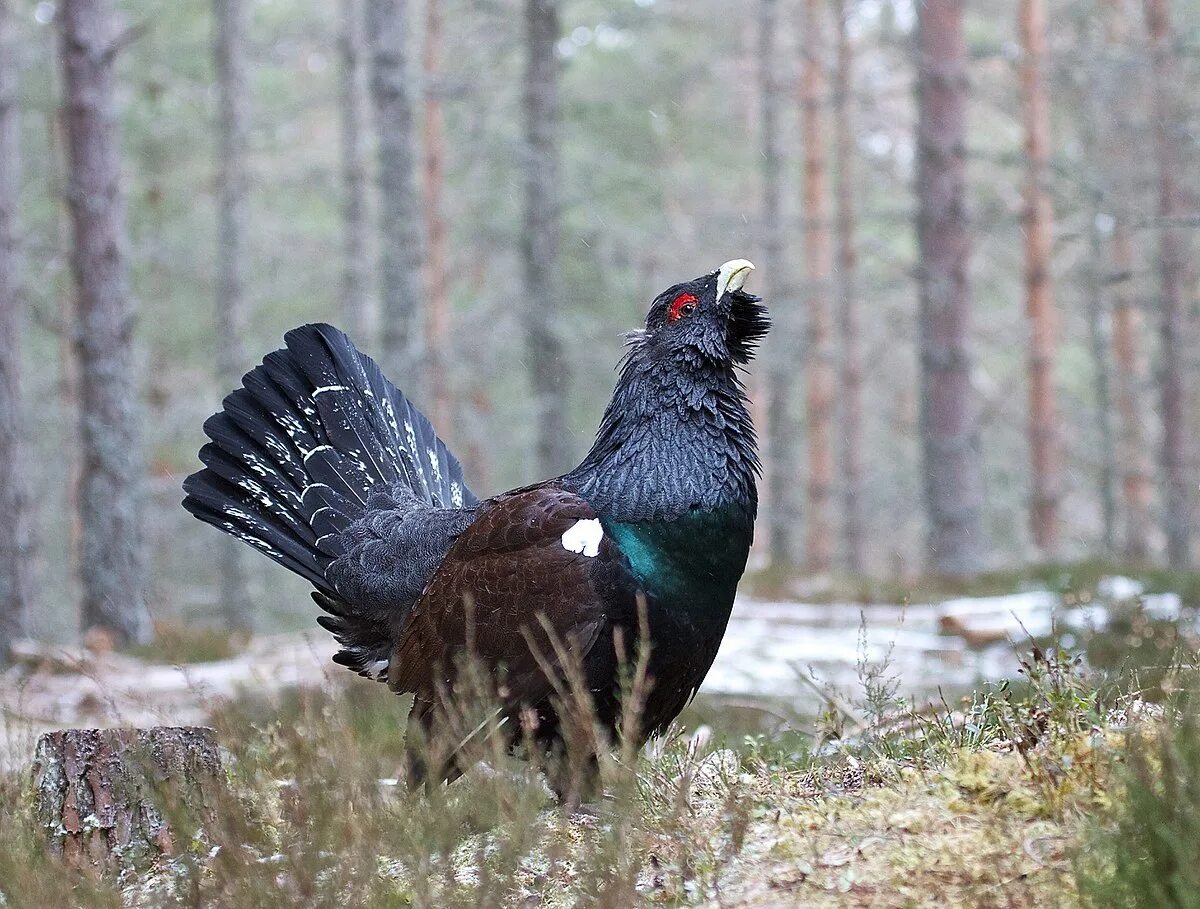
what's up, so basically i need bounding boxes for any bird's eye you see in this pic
[667,293,698,322]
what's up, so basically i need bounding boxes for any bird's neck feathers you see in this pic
[564,345,760,524]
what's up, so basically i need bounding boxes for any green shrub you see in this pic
[1078,686,1200,908]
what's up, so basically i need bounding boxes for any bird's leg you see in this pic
[403,698,468,794]
[544,741,601,810]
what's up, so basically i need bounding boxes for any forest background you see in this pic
[0,0,1196,648]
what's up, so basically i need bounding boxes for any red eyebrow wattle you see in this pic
[667,293,697,321]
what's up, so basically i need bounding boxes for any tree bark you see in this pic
[800,0,835,574]
[1084,201,1117,557]
[33,726,224,876]
[368,0,425,393]
[914,0,985,576]
[0,0,32,660]
[832,0,864,575]
[760,0,797,566]
[522,0,572,476]
[58,0,151,644]
[214,0,252,631]
[1018,0,1060,558]
[423,0,451,434]
[1110,223,1153,561]
[1142,0,1193,567]
[339,0,375,345]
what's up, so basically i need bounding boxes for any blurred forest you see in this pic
[0,0,1197,648]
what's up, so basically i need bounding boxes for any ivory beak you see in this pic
[715,259,755,300]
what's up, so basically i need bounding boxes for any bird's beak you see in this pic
[715,259,755,301]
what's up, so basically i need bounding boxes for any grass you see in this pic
[4,574,1199,907]
[3,632,1194,908]
[1076,681,1200,909]
[127,620,247,665]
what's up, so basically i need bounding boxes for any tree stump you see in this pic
[32,726,225,876]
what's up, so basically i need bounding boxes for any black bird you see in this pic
[183,259,768,784]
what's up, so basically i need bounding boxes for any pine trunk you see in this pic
[832,0,864,575]
[914,0,985,577]
[214,0,252,630]
[1084,201,1117,556]
[1110,223,1153,561]
[423,0,451,435]
[1142,0,1193,567]
[58,0,150,644]
[801,0,835,574]
[759,0,797,566]
[368,0,425,393]
[1094,0,1152,562]
[339,0,374,345]
[522,0,571,476]
[0,0,31,659]
[33,727,225,876]
[1018,0,1060,557]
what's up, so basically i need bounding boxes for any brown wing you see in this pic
[386,484,630,708]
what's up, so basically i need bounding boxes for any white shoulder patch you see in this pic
[561,518,603,558]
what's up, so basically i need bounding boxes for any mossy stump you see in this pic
[31,726,225,876]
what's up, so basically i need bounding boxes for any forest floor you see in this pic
[1,563,1196,906]
[0,645,1178,908]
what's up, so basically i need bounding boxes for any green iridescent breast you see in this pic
[602,505,753,615]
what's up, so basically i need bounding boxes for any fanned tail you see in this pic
[182,323,477,602]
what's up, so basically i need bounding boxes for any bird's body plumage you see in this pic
[183,261,768,785]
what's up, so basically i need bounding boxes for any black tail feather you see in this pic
[183,323,478,608]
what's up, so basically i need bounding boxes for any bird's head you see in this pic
[630,259,770,366]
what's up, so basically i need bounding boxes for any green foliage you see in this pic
[127,620,246,664]
[1077,685,1200,909]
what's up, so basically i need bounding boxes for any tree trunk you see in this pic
[759,0,797,566]
[0,0,32,660]
[1018,0,1060,558]
[1099,0,1156,563]
[800,0,835,574]
[368,0,425,393]
[214,0,252,631]
[1110,223,1153,561]
[1090,0,1152,562]
[423,0,451,434]
[339,0,374,345]
[58,0,150,644]
[1142,0,1193,568]
[914,0,985,577]
[33,726,225,876]
[832,0,864,575]
[1084,202,1117,556]
[522,0,572,476]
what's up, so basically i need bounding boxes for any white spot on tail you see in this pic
[312,385,348,397]
[303,444,334,462]
[561,519,603,558]
[367,659,389,680]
